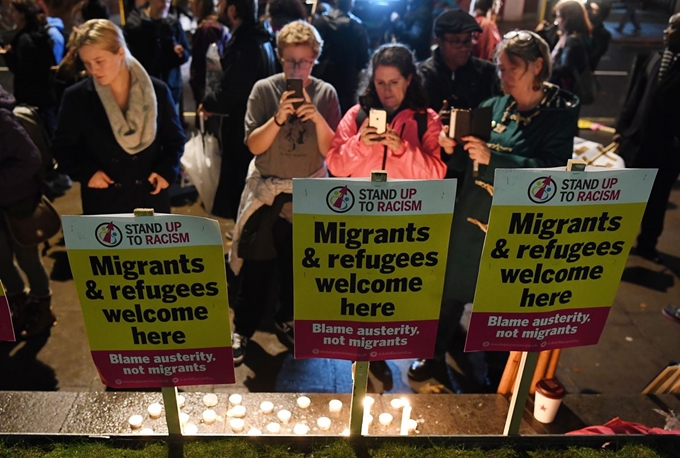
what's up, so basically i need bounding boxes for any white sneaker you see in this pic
[232,332,248,366]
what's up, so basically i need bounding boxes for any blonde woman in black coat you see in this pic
[51,19,185,215]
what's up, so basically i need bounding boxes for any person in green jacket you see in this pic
[409,30,579,391]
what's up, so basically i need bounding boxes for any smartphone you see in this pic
[369,108,387,135]
[286,78,304,109]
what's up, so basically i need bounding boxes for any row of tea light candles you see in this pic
[129,394,417,435]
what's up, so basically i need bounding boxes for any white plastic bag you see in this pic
[181,116,222,215]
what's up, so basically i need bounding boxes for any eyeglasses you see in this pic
[441,37,473,48]
[504,30,534,42]
[282,59,316,70]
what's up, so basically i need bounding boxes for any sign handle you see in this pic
[503,351,539,435]
[348,171,389,436]
[349,361,370,435]
[132,208,183,442]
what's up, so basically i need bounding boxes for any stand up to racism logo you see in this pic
[95,222,123,247]
[326,186,355,213]
[528,176,557,204]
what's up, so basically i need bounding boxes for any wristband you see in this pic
[273,114,285,127]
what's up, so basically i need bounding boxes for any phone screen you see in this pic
[286,78,304,109]
[369,109,387,135]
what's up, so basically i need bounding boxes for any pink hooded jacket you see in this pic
[326,105,447,179]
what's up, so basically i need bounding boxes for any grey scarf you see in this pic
[94,56,157,154]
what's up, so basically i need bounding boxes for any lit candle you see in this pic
[296,396,311,409]
[317,417,331,430]
[147,403,162,419]
[203,393,218,407]
[184,423,198,435]
[379,413,393,426]
[266,422,281,434]
[328,399,342,413]
[362,396,374,435]
[293,423,309,435]
[228,405,246,418]
[408,419,418,431]
[277,409,292,424]
[229,394,243,405]
[390,398,403,410]
[128,414,143,429]
[260,401,274,413]
[180,413,190,426]
[230,418,245,433]
[139,428,154,435]
[202,409,217,425]
[177,395,186,409]
[247,428,262,435]
[399,399,411,436]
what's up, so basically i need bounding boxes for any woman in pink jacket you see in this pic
[326,44,446,179]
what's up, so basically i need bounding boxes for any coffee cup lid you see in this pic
[535,378,565,399]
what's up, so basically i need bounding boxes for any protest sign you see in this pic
[62,214,234,388]
[294,178,456,361]
[466,168,656,352]
[0,284,15,342]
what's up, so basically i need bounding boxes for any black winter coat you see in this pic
[124,8,191,104]
[51,78,185,215]
[419,49,501,113]
[3,27,56,110]
[0,86,42,208]
[201,21,276,218]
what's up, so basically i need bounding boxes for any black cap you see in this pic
[433,10,482,36]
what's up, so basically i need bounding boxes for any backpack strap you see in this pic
[355,107,428,142]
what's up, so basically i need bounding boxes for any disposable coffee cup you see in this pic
[533,378,565,424]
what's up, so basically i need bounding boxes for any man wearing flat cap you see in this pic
[419,9,501,114]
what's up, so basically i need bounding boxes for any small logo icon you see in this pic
[528,176,557,204]
[370,351,378,357]
[95,222,123,247]
[326,186,354,213]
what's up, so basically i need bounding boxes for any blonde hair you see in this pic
[276,20,323,60]
[71,19,130,61]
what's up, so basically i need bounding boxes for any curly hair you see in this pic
[359,44,427,111]
[277,20,323,59]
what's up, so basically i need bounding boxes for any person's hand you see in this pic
[439,126,456,154]
[274,90,303,125]
[148,172,169,195]
[612,132,622,143]
[88,170,114,188]
[462,136,491,165]
[380,127,403,151]
[174,44,184,57]
[295,88,320,123]
[0,45,11,54]
[535,20,550,33]
[438,100,450,119]
[360,125,384,146]
[390,12,399,23]
[196,103,212,119]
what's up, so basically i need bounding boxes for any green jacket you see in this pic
[444,83,579,303]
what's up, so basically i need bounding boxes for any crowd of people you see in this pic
[1,0,678,394]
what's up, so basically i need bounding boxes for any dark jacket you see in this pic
[616,51,680,166]
[312,9,369,114]
[550,35,590,92]
[51,78,185,215]
[190,17,230,104]
[3,27,56,110]
[419,48,501,113]
[201,21,276,218]
[124,7,191,104]
[0,86,42,208]
[444,84,579,303]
